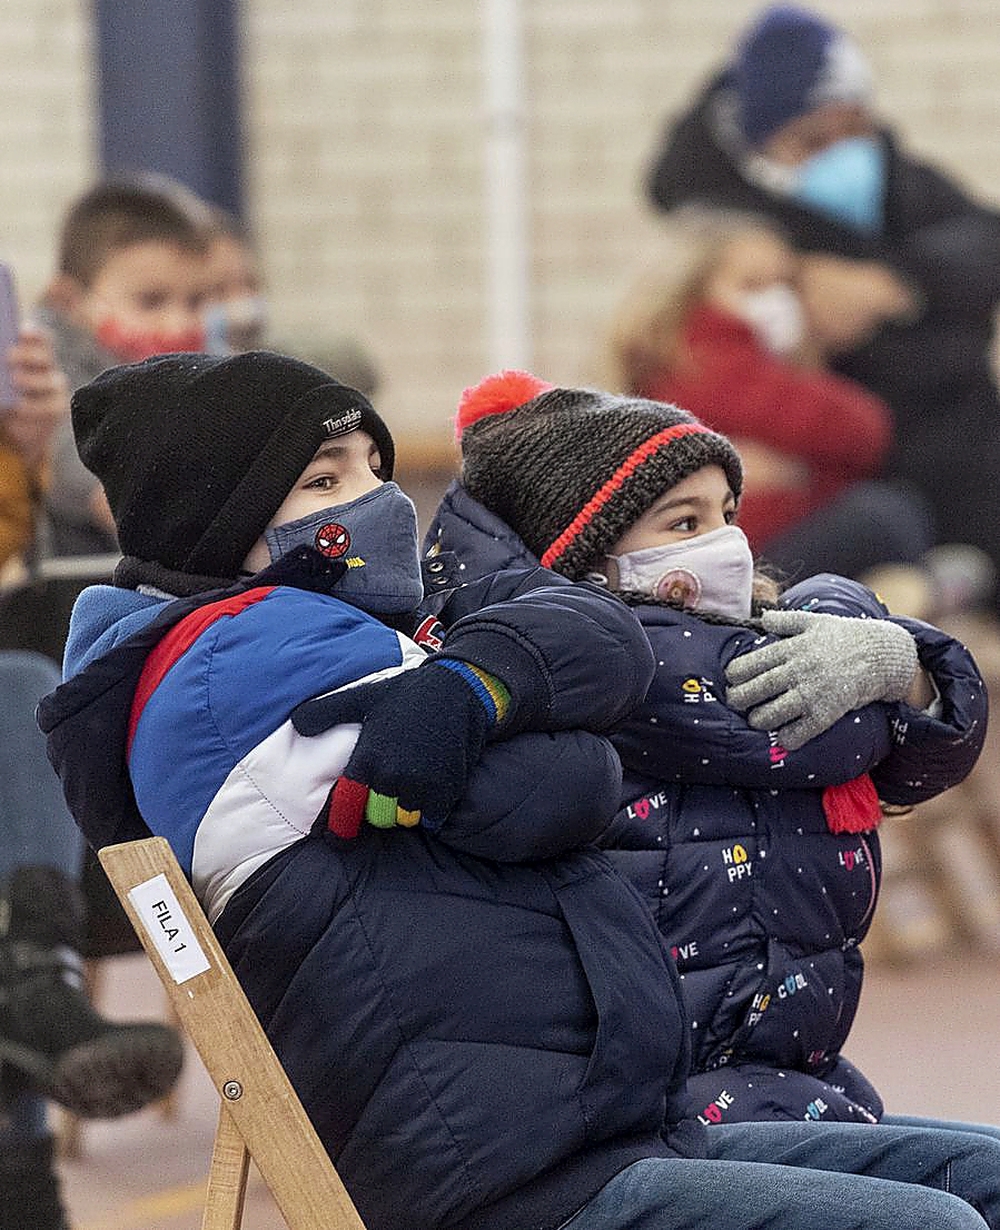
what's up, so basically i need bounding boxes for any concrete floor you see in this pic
[54,939,1000,1230]
[57,952,281,1230]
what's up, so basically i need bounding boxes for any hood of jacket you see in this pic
[424,479,540,582]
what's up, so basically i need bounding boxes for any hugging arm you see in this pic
[897,158,1000,315]
[868,615,987,806]
[436,569,657,732]
[437,730,624,861]
[725,607,919,751]
[726,574,986,797]
[611,617,894,792]
[292,570,655,835]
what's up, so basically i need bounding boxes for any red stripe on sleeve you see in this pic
[127,587,276,755]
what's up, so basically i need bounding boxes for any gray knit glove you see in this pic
[726,608,919,750]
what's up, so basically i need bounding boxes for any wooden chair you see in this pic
[865,608,1000,964]
[98,836,367,1230]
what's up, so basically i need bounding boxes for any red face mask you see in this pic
[95,318,207,364]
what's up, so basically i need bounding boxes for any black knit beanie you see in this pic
[72,350,395,591]
[457,371,743,580]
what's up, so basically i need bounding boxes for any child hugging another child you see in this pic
[39,351,1000,1229]
[427,370,988,1133]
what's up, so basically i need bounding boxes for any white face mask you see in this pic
[608,525,754,621]
[735,283,806,356]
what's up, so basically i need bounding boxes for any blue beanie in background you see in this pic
[733,5,870,148]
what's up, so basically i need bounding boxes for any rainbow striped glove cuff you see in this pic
[431,659,511,727]
[292,657,512,839]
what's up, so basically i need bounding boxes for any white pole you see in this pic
[482,0,530,370]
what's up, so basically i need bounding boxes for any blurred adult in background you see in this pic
[599,209,937,591]
[645,3,1000,611]
[34,172,212,557]
[202,206,270,355]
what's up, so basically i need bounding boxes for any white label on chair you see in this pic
[128,874,212,984]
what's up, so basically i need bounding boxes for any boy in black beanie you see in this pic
[38,350,687,1230]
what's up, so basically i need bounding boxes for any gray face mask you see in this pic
[263,482,425,614]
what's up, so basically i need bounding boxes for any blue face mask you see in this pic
[263,482,425,615]
[791,135,886,233]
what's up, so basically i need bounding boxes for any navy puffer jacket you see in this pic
[41,554,702,1230]
[427,481,987,1125]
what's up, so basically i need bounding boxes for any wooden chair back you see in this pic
[99,836,368,1230]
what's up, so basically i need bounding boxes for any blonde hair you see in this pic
[598,207,791,396]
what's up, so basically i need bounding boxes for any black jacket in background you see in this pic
[646,72,1000,554]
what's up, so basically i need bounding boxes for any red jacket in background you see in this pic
[643,304,892,550]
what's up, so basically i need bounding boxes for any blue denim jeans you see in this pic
[884,1113,1000,1143]
[558,1119,1000,1229]
[0,651,83,1147]
[0,651,81,882]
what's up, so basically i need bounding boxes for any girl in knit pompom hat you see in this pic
[426,368,989,1131]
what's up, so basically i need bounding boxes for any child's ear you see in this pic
[43,273,86,316]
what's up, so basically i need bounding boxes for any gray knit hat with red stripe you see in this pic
[457,371,743,580]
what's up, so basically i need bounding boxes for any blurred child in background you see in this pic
[599,210,934,590]
[202,205,269,355]
[34,173,212,556]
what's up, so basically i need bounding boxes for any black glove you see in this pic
[291,658,511,837]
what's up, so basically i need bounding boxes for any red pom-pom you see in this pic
[822,774,882,834]
[455,370,553,439]
[327,777,368,839]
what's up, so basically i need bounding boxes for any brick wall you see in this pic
[0,0,92,307]
[5,1,1000,457]
[241,0,1000,450]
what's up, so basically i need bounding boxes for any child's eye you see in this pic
[669,515,697,533]
[724,508,737,525]
[305,474,337,491]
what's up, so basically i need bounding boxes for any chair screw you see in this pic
[223,1080,243,1100]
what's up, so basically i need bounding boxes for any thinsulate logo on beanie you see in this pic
[322,407,363,438]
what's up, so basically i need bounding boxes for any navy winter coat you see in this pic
[427,481,987,1125]
[40,551,703,1230]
